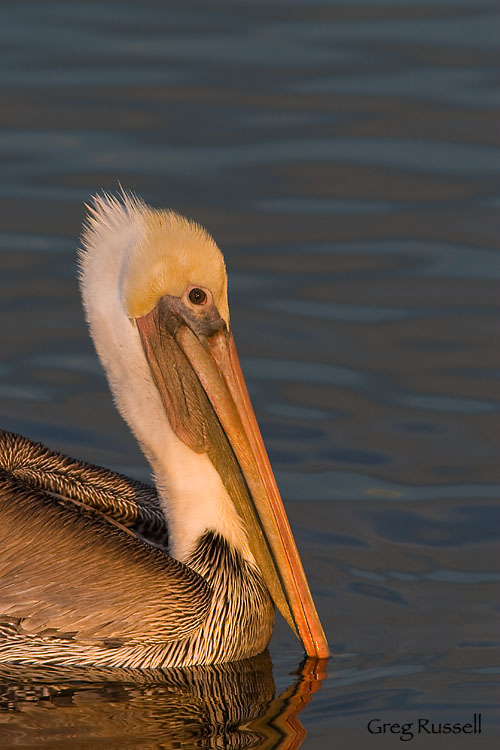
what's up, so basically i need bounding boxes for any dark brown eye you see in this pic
[188,287,207,305]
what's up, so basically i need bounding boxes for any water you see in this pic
[0,0,499,746]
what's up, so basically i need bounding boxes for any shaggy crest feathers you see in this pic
[79,192,229,324]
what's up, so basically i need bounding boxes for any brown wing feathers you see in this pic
[0,432,211,646]
[0,430,167,544]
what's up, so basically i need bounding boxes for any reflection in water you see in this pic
[0,653,326,749]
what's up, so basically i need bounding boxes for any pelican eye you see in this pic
[189,288,207,305]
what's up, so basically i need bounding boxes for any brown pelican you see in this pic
[0,194,328,668]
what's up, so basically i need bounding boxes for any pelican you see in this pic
[0,194,328,668]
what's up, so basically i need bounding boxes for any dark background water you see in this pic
[0,0,499,747]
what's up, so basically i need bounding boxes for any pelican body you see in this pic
[0,194,328,667]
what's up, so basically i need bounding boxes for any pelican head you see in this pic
[79,193,328,660]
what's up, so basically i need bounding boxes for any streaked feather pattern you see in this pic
[0,431,273,667]
[0,430,167,545]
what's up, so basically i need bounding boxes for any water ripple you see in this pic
[276,471,500,502]
[242,357,366,387]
